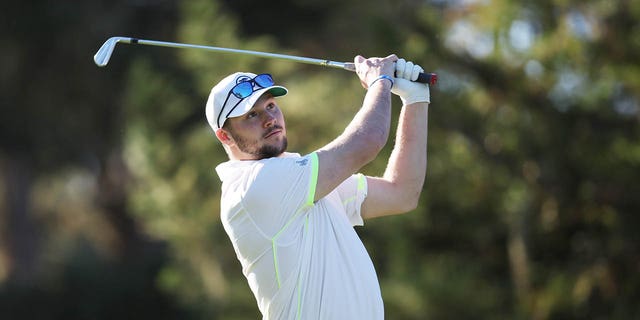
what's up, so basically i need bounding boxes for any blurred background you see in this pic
[1,0,639,319]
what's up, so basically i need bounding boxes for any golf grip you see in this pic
[417,72,438,86]
[341,62,437,85]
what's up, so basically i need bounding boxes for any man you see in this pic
[205,54,430,319]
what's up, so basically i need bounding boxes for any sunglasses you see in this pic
[217,73,275,128]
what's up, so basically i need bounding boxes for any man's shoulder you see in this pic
[216,152,314,181]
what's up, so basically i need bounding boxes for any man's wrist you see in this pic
[402,101,430,108]
[368,75,394,89]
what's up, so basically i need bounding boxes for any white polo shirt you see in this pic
[216,152,383,320]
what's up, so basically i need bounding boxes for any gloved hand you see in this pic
[392,58,431,106]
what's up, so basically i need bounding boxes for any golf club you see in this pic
[94,36,437,85]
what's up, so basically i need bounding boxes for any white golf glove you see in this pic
[392,58,431,106]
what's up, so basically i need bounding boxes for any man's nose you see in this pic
[263,112,276,127]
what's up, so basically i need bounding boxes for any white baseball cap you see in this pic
[205,72,287,131]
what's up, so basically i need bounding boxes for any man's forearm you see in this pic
[314,80,393,202]
[383,102,429,208]
[343,82,393,154]
[322,82,392,163]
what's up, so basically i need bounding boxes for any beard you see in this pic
[231,126,288,159]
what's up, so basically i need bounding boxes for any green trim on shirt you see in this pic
[357,173,366,191]
[272,241,281,288]
[307,152,319,205]
[272,153,318,289]
[341,173,367,207]
[296,216,310,319]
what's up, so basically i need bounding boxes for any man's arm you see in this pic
[362,101,429,218]
[314,54,397,202]
[361,60,431,218]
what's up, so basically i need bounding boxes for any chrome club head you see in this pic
[93,37,128,67]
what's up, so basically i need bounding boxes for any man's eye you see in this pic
[247,112,257,118]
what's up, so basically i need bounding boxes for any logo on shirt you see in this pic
[296,159,308,166]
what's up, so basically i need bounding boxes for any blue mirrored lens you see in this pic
[231,82,254,98]
[254,74,274,88]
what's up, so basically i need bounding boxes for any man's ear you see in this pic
[215,128,234,146]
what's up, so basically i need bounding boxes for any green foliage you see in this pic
[1,0,639,319]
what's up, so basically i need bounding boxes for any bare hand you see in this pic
[353,54,398,89]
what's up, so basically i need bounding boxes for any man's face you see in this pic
[224,93,288,160]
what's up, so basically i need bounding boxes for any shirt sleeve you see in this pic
[334,173,368,226]
[241,153,318,237]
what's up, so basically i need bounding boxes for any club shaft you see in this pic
[137,38,349,69]
[94,37,437,85]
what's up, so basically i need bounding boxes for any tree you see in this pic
[1,0,638,319]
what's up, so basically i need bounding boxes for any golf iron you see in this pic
[94,36,437,85]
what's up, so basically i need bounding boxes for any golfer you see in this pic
[205,54,430,319]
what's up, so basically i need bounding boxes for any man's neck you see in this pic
[227,152,288,161]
